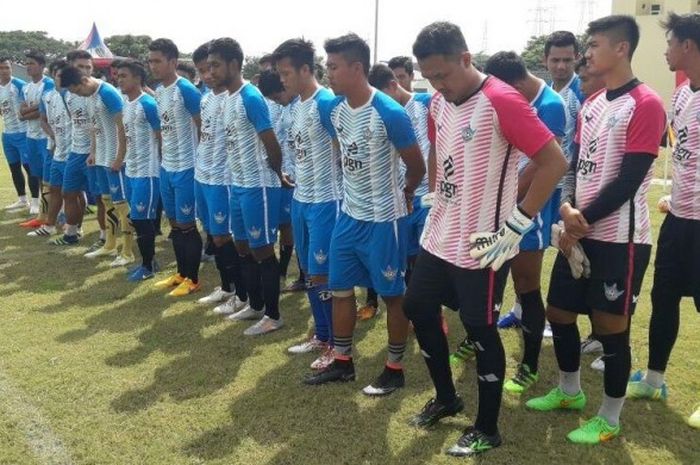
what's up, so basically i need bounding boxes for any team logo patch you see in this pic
[603,282,624,302]
[632,294,639,304]
[318,290,333,301]
[136,202,146,213]
[382,265,398,282]
[214,212,227,224]
[314,249,328,265]
[606,115,619,129]
[248,226,261,240]
[284,205,291,214]
[109,185,119,194]
[180,204,193,216]
[461,124,476,142]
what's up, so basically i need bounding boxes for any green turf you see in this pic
[0,158,698,465]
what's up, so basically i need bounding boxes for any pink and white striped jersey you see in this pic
[669,81,700,221]
[421,77,554,269]
[574,82,666,244]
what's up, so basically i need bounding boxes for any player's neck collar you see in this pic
[453,75,488,107]
[605,78,640,101]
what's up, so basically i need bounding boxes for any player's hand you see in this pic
[420,192,434,209]
[87,155,95,166]
[657,195,671,213]
[551,222,590,279]
[469,205,534,271]
[559,203,589,239]
[111,159,123,172]
[404,189,415,214]
[281,173,295,189]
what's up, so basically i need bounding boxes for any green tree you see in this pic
[521,35,547,72]
[104,34,152,59]
[242,55,261,81]
[0,31,76,62]
[471,51,491,70]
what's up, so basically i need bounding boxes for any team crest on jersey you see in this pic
[180,204,193,216]
[136,202,146,213]
[214,212,227,224]
[109,185,119,194]
[248,226,261,240]
[603,282,624,301]
[362,127,374,141]
[382,265,398,281]
[314,249,328,265]
[284,205,291,214]
[461,124,476,142]
[606,114,619,129]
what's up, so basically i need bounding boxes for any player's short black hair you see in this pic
[413,21,468,60]
[60,66,86,88]
[324,33,371,76]
[66,50,92,63]
[575,56,588,73]
[273,38,315,71]
[208,37,244,70]
[192,41,212,65]
[484,51,528,85]
[387,56,413,75]
[586,15,640,58]
[0,56,11,63]
[48,59,67,75]
[176,62,196,80]
[109,59,123,69]
[117,58,147,84]
[148,38,179,60]
[259,53,274,67]
[257,69,285,97]
[545,30,580,57]
[368,63,396,90]
[661,12,700,49]
[25,49,46,65]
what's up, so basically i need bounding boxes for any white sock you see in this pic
[44,225,56,233]
[31,197,39,208]
[19,195,27,202]
[598,394,625,426]
[644,370,665,389]
[559,369,581,396]
[99,229,106,240]
[512,301,523,319]
[66,224,79,236]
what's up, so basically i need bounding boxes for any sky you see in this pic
[3,0,611,59]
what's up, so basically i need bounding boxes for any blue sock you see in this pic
[316,282,333,344]
[307,284,329,342]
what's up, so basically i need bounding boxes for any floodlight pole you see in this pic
[373,0,379,64]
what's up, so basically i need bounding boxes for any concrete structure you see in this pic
[612,0,700,105]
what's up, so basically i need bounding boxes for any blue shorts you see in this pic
[26,137,48,179]
[407,197,430,257]
[96,166,128,202]
[128,176,160,220]
[291,198,340,276]
[63,152,89,193]
[86,165,102,197]
[279,187,294,225]
[328,212,408,297]
[42,149,53,184]
[230,185,281,249]
[160,167,196,224]
[195,181,232,236]
[521,187,561,252]
[2,132,28,165]
[49,160,66,188]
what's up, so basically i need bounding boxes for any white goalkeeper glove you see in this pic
[420,192,434,209]
[551,221,591,279]
[469,205,534,271]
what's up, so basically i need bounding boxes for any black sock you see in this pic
[406,255,417,286]
[648,284,682,372]
[204,234,215,256]
[214,241,238,293]
[298,262,306,283]
[465,324,505,436]
[154,198,163,235]
[366,288,378,307]
[259,254,281,320]
[520,289,546,373]
[403,296,456,404]
[242,254,264,311]
[27,174,40,199]
[170,229,185,276]
[133,219,155,270]
[598,331,631,398]
[9,162,26,197]
[279,244,293,278]
[181,227,202,283]
[550,321,581,373]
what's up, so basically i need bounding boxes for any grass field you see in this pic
[0,158,698,465]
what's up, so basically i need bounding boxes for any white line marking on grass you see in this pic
[0,368,74,465]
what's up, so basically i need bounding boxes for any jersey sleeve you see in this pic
[39,94,48,115]
[625,92,667,156]
[241,86,273,133]
[374,93,417,150]
[42,77,55,95]
[316,91,342,138]
[177,79,202,116]
[414,92,432,109]
[12,79,26,102]
[100,84,124,115]
[140,96,161,131]
[538,97,566,138]
[490,84,554,158]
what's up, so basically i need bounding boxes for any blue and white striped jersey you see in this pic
[65,93,91,154]
[276,97,297,180]
[0,77,27,134]
[23,76,54,139]
[403,92,431,197]
[155,76,201,172]
[124,92,160,178]
[195,90,230,185]
[290,87,342,204]
[549,74,584,162]
[330,89,417,222]
[41,89,71,162]
[88,81,123,167]
[223,82,279,188]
